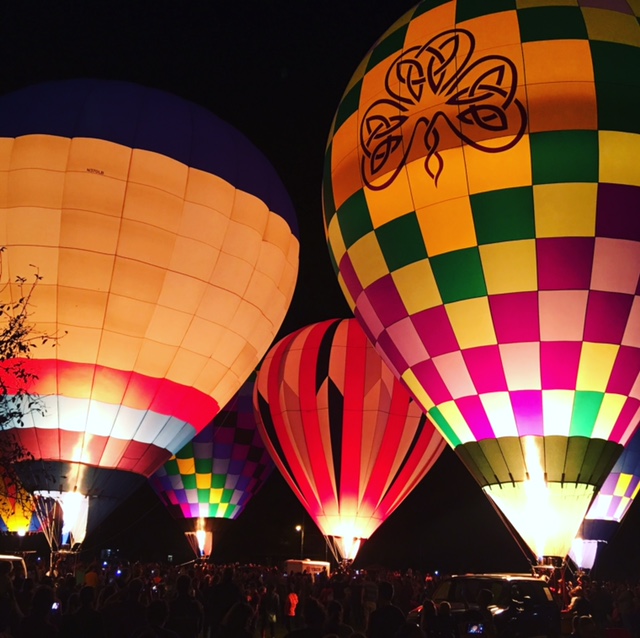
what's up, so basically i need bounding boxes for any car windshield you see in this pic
[433,578,536,609]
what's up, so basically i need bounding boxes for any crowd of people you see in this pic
[0,553,638,638]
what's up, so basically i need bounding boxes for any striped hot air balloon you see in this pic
[254,318,446,561]
[0,79,298,540]
[323,0,640,560]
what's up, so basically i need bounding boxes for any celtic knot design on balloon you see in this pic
[360,29,527,189]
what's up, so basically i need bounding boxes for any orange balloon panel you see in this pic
[254,318,446,558]
[0,80,299,480]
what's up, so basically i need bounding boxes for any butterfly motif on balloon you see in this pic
[360,28,528,188]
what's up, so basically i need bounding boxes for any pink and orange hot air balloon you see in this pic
[323,0,640,560]
[254,318,446,561]
[0,79,299,540]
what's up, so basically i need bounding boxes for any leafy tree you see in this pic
[0,247,60,529]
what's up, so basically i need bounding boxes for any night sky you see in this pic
[1,1,639,578]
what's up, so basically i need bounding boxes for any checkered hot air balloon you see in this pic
[323,0,640,560]
[0,79,298,541]
[570,428,640,569]
[149,379,273,557]
[254,318,446,562]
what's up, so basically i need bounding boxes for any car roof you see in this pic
[449,573,546,582]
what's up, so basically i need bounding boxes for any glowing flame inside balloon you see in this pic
[482,438,595,559]
[336,537,361,562]
[35,490,89,546]
[569,538,600,570]
[60,492,89,545]
[196,518,208,556]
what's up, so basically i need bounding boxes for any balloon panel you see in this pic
[254,318,446,546]
[0,80,299,480]
[585,427,640,524]
[150,380,274,520]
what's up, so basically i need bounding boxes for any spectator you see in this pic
[366,581,405,638]
[322,599,354,638]
[16,585,59,638]
[394,622,426,638]
[0,560,23,634]
[285,584,299,632]
[165,574,204,638]
[362,575,378,632]
[286,597,326,638]
[578,615,598,638]
[220,601,255,638]
[136,599,180,638]
[206,567,243,638]
[463,589,496,638]
[419,599,437,638]
[568,587,592,618]
[101,577,148,638]
[258,584,280,638]
[432,601,456,638]
[59,585,106,638]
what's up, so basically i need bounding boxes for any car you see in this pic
[409,573,562,638]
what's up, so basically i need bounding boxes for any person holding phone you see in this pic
[15,585,59,638]
[462,590,496,638]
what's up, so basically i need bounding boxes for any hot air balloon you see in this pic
[149,378,273,558]
[254,318,446,562]
[570,428,640,570]
[322,0,640,561]
[0,79,299,544]
[0,469,39,535]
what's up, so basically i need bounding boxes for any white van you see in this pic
[284,559,330,577]
[0,554,27,579]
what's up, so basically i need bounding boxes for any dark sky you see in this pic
[1,1,638,577]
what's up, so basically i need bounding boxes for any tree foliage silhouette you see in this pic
[0,247,61,528]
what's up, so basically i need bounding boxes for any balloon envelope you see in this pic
[150,378,274,521]
[254,318,446,561]
[570,427,640,568]
[583,427,640,534]
[0,79,298,533]
[323,0,640,558]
